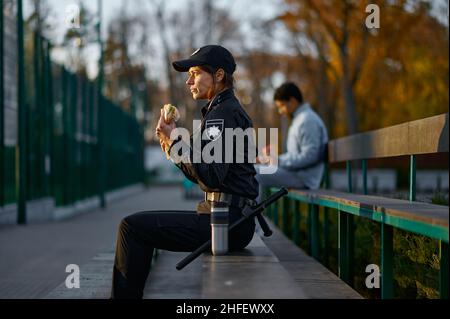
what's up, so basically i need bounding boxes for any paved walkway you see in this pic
[0,186,197,299]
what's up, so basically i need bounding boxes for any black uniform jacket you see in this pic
[169,88,259,200]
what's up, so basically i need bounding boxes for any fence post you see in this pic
[323,164,330,267]
[381,220,394,299]
[282,196,289,236]
[338,211,349,283]
[33,31,42,200]
[97,0,106,208]
[273,190,279,227]
[362,159,368,195]
[69,74,76,204]
[347,214,354,286]
[62,67,69,205]
[0,0,4,207]
[0,0,6,207]
[346,160,354,286]
[293,200,300,246]
[307,204,312,254]
[409,155,416,202]
[17,0,27,224]
[41,38,48,197]
[45,41,53,197]
[440,241,449,299]
[310,204,319,260]
[346,161,353,193]
[323,207,330,267]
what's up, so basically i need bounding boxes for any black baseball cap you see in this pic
[172,45,236,74]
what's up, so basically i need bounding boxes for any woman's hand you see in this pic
[156,109,177,146]
[159,138,167,153]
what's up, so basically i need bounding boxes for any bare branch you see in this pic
[351,25,369,86]
[304,0,341,45]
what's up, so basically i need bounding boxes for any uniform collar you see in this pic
[292,102,311,118]
[201,88,234,117]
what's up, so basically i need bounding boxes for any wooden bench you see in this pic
[45,230,362,299]
[145,235,307,299]
[267,113,449,299]
[144,230,361,299]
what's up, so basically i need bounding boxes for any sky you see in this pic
[24,0,449,81]
[28,0,288,80]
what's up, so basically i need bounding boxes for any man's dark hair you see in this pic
[273,82,304,104]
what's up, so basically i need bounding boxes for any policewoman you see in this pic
[111,45,259,299]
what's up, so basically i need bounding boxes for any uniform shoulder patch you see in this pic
[205,119,224,141]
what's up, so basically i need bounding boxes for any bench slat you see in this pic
[201,235,307,298]
[328,113,449,162]
[285,189,449,242]
[290,189,448,227]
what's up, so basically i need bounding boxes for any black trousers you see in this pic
[111,207,255,299]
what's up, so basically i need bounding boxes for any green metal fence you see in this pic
[48,44,144,208]
[1,2,144,222]
[0,0,4,209]
[268,182,448,299]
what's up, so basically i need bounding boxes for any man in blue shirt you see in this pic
[256,82,328,200]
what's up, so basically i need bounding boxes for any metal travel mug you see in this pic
[210,202,229,255]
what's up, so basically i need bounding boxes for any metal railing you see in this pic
[267,113,449,299]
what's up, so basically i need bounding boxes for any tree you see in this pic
[278,0,375,134]
[26,0,52,34]
[103,3,150,123]
[62,2,97,74]
[278,0,448,137]
[143,0,244,131]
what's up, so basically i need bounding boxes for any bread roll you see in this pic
[163,104,180,124]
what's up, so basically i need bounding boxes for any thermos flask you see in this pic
[210,201,229,255]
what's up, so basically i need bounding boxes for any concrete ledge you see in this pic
[0,203,18,225]
[1,183,146,225]
[27,198,55,223]
[54,184,146,221]
[0,198,55,226]
[53,198,101,221]
[105,184,146,203]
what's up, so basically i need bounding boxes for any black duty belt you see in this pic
[205,192,256,209]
